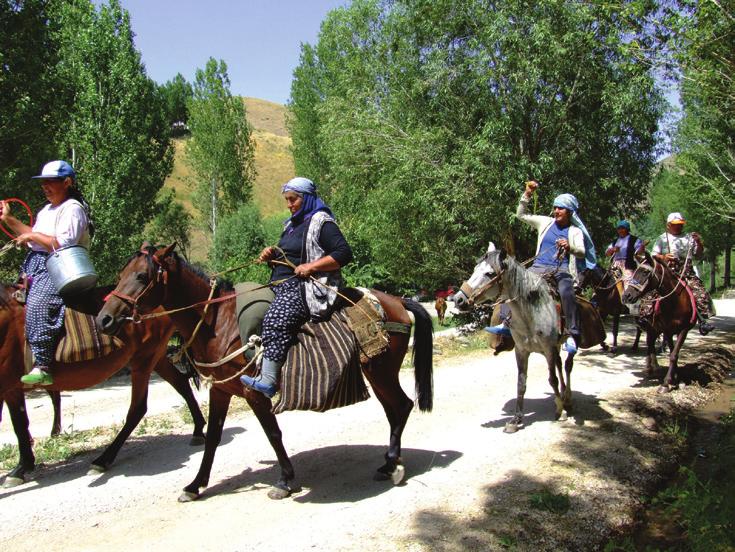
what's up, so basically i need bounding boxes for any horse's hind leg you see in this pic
[47,390,61,436]
[645,330,660,379]
[153,357,206,445]
[181,386,233,501]
[611,313,620,354]
[2,388,35,488]
[660,330,689,393]
[364,361,414,484]
[89,368,151,473]
[548,352,567,421]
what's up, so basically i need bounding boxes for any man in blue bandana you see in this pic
[516,181,592,353]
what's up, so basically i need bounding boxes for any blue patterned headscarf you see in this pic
[281,177,333,231]
[553,193,597,270]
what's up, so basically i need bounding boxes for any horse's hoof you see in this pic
[189,435,206,446]
[178,491,200,502]
[268,486,292,500]
[87,464,106,475]
[2,476,25,488]
[609,346,617,355]
[657,385,670,394]
[391,465,406,485]
[504,422,522,434]
[373,470,390,481]
[558,412,568,422]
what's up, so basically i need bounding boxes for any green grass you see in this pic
[528,488,571,514]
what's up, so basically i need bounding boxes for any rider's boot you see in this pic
[241,357,283,398]
[484,321,512,337]
[697,313,715,335]
[562,335,578,355]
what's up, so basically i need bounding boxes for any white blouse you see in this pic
[30,199,90,252]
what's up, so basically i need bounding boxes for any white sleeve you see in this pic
[55,202,89,248]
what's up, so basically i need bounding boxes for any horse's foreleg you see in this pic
[549,353,564,420]
[645,330,660,379]
[363,361,413,485]
[245,390,298,499]
[505,351,529,433]
[2,388,35,488]
[562,354,574,415]
[153,357,206,445]
[660,330,690,393]
[180,386,232,502]
[631,325,642,352]
[89,369,151,473]
[611,313,620,354]
[47,390,61,437]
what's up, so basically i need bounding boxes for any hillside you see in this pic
[164,97,295,260]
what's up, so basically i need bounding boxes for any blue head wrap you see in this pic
[281,177,333,231]
[553,193,597,271]
[616,219,631,231]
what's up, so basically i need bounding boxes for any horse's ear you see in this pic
[486,242,496,254]
[140,241,152,252]
[159,242,177,259]
[498,249,507,265]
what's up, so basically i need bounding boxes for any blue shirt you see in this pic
[533,223,570,270]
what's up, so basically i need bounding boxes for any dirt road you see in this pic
[1,301,733,551]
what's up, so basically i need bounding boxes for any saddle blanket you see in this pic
[274,310,370,414]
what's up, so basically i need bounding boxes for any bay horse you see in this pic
[1,390,61,437]
[435,296,447,326]
[96,244,434,501]
[452,243,581,432]
[581,266,642,354]
[0,283,206,488]
[621,252,696,392]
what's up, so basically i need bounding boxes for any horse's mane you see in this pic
[134,246,235,293]
[487,250,547,301]
[0,284,12,308]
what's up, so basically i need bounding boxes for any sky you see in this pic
[115,0,347,105]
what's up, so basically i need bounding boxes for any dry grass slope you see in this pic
[163,97,294,261]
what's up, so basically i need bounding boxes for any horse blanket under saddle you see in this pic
[235,283,379,414]
[24,308,123,371]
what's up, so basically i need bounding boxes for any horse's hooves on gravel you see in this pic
[189,436,206,446]
[391,465,406,485]
[503,422,522,434]
[657,385,671,394]
[268,486,292,500]
[178,491,200,503]
[2,476,25,488]
[558,412,568,422]
[87,464,106,475]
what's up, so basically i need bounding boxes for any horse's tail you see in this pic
[401,298,434,412]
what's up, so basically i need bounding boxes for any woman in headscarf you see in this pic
[0,160,93,385]
[241,177,353,398]
[514,180,592,354]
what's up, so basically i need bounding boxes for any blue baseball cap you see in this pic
[31,160,76,181]
[616,220,631,230]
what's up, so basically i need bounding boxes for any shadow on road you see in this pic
[201,445,462,504]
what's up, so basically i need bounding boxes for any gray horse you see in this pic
[453,243,574,432]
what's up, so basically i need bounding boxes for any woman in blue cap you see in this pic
[241,177,353,398]
[605,219,644,287]
[0,160,93,385]
[487,180,595,354]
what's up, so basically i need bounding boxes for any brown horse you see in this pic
[0,284,206,487]
[582,266,642,355]
[1,390,61,437]
[435,296,447,326]
[621,253,696,392]
[96,244,434,501]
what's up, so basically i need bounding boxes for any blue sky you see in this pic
[116,0,347,105]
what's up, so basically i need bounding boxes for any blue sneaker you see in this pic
[240,374,277,398]
[563,336,578,355]
[484,323,512,337]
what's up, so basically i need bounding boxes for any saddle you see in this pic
[235,284,407,413]
[24,307,124,372]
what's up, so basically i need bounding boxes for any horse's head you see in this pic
[452,242,507,311]
[96,243,178,335]
[621,251,659,304]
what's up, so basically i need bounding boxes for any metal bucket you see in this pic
[46,245,98,296]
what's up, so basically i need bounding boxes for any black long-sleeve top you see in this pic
[270,218,353,282]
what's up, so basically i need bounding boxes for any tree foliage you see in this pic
[159,73,193,133]
[186,58,257,238]
[146,189,193,260]
[289,0,665,288]
[209,203,268,283]
[51,0,173,282]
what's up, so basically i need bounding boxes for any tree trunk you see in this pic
[724,223,732,288]
[709,258,717,293]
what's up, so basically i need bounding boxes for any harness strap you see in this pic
[383,321,411,334]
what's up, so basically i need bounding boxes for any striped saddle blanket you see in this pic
[272,309,370,415]
[55,308,123,364]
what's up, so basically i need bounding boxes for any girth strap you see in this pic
[383,321,411,334]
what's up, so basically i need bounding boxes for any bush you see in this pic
[209,203,268,283]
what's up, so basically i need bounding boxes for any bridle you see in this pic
[626,261,663,295]
[106,251,169,322]
[459,256,504,307]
